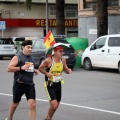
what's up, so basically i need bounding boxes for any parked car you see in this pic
[0,38,16,59]
[81,34,120,73]
[31,38,46,68]
[32,37,76,69]
[16,37,76,69]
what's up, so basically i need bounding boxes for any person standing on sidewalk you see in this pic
[5,40,38,120]
[39,45,72,120]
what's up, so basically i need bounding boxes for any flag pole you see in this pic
[46,0,48,35]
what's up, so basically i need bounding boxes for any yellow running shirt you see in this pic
[49,59,63,82]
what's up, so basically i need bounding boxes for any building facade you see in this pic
[78,0,120,45]
[0,0,78,37]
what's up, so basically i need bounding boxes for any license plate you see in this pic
[63,56,69,59]
[4,46,11,49]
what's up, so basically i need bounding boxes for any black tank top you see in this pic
[14,52,35,85]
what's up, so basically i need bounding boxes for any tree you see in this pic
[56,0,65,35]
[96,0,108,38]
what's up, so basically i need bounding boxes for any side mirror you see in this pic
[90,45,95,50]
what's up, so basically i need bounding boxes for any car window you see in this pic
[41,41,46,49]
[32,40,35,45]
[0,38,14,45]
[33,40,41,50]
[108,37,120,46]
[91,37,106,50]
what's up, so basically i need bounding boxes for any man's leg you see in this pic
[8,102,19,120]
[46,100,60,120]
[28,99,36,120]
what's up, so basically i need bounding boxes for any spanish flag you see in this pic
[44,30,56,49]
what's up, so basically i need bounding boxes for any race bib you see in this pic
[53,76,62,82]
[25,62,34,72]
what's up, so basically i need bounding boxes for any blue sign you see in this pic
[0,21,6,30]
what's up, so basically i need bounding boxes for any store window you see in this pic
[65,6,78,18]
[50,5,78,18]
[84,0,118,9]
[67,27,78,37]
[50,6,56,15]
[108,0,119,6]
[84,0,96,9]
[85,2,93,8]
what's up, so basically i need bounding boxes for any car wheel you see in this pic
[118,63,120,73]
[84,58,92,70]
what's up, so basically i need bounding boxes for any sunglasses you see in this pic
[58,50,64,53]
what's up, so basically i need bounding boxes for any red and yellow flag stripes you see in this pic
[44,30,56,49]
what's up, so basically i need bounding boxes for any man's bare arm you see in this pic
[62,58,72,74]
[38,57,52,78]
[7,56,20,72]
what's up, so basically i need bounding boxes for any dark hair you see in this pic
[21,40,32,46]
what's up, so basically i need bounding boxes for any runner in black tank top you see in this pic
[6,40,39,120]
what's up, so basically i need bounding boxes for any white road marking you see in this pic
[0,92,120,115]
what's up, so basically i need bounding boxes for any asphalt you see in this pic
[0,59,120,120]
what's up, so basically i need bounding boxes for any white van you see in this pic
[0,38,16,59]
[81,34,120,73]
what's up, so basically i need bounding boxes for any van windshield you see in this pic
[0,38,14,45]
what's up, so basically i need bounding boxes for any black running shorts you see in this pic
[13,82,36,103]
[44,81,61,101]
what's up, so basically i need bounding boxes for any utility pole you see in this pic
[46,0,48,35]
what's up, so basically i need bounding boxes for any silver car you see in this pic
[0,38,16,59]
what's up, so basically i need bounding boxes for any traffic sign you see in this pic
[0,21,6,30]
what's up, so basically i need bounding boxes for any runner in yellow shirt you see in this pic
[39,45,72,120]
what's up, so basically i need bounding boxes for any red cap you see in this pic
[54,46,63,52]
